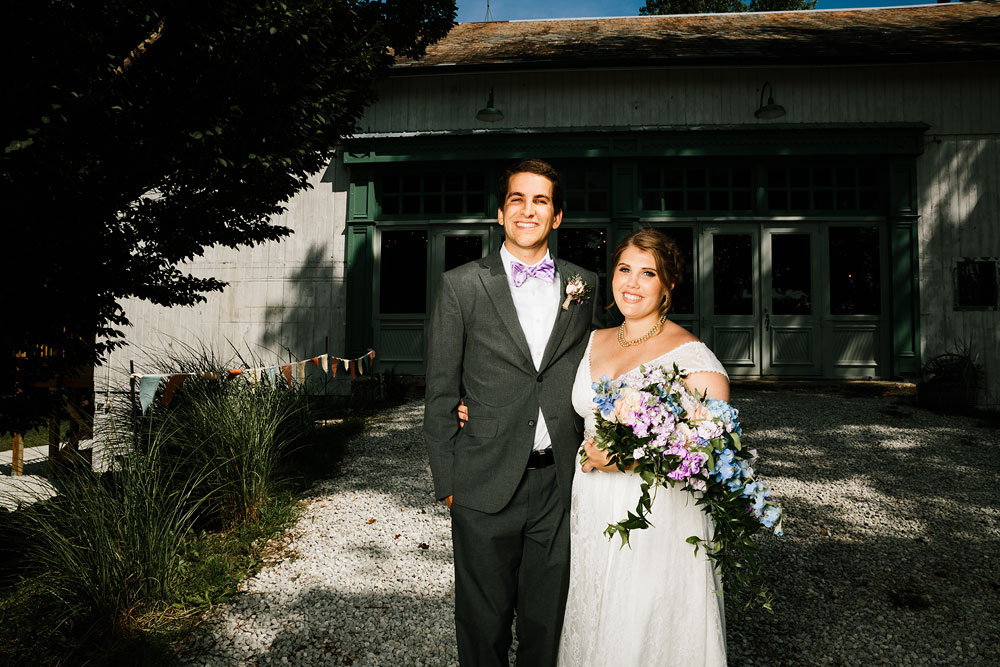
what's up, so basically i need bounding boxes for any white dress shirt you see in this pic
[500,244,561,452]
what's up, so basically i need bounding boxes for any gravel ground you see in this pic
[177,389,1000,666]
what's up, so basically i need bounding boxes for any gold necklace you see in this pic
[618,313,668,348]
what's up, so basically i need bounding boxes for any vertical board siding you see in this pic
[117,163,351,394]
[362,63,998,134]
[918,136,1000,405]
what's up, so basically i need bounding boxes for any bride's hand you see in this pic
[456,400,468,428]
[581,438,617,473]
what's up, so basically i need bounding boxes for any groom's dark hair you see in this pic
[498,158,563,214]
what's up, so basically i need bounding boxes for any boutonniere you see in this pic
[562,274,592,310]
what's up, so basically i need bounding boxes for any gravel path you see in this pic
[177,390,1000,666]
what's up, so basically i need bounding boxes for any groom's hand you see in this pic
[456,400,468,428]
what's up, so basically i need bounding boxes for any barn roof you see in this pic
[394,2,1000,73]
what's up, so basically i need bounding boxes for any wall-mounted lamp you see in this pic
[475,88,504,122]
[754,82,786,120]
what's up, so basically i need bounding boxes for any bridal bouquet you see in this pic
[586,363,783,609]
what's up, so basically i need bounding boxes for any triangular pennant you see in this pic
[281,364,293,388]
[228,369,243,379]
[250,367,262,385]
[266,366,278,384]
[368,350,375,373]
[343,358,350,371]
[319,354,329,373]
[137,375,166,414]
[310,356,319,368]
[294,361,306,383]
[350,359,356,379]
[199,371,219,381]
[331,359,338,378]
[162,374,189,406]
[358,355,365,376]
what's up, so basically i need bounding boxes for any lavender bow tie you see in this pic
[511,259,556,287]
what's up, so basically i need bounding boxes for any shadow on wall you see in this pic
[260,242,346,396]
[918,136,998,405]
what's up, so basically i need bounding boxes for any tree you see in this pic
[640,0,817,14]
[1,0,456,435]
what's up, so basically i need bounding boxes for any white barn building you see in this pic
[115,3,1000,405]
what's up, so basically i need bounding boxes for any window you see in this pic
[557,228,608,285]
[379,230,427,313]
[954,258,999,310]
[767,165,880,213]
[640,165,752,213]
[828,226,881,315]
[379,170,486,216]
[560,165,610,213]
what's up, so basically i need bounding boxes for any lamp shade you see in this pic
[476,89,504,122]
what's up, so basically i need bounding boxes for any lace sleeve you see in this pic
[669,342,728,379]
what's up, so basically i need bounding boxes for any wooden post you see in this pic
[48,413,60,477]
[11,433,24,476]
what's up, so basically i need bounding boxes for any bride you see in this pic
[557,228,728,667]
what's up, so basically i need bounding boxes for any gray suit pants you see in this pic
[450,464,570,667]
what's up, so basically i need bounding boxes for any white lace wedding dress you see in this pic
[557,333,729,667]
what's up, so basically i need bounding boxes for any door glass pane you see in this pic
[444,235,482,272]
[558,228,607,283]
[380,230,427,314]
[771,234,812,315]
[829,226,880,315]
[663,228,694,315]
[713,234,753,315]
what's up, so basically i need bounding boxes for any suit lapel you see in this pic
[538,259,577,371]
[479,251,534,368]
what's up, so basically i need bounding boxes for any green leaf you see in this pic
[4,138,33,153]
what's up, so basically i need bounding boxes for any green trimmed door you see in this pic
[762,225,822,376]
[701,223,823,377]
[702,225,760,376]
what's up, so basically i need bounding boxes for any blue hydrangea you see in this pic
[713,449,737,483]
[592,376,619,418]
[706,398,742,436]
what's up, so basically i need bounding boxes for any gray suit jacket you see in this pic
[424,249,600,513]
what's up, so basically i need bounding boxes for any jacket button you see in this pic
[528,420,535,427]
[536,375,543,383]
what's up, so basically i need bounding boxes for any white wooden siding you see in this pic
[114,160,351,394]
[918,136,1000,405]
[361,63,999,134]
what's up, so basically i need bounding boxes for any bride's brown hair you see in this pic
[609,229,683,316]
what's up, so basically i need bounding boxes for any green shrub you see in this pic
[9,417,209,642]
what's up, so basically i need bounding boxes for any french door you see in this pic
[700,223,822,376]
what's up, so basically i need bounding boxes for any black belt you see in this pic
[526,448,555,470]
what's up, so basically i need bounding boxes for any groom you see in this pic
[424,158,600,666]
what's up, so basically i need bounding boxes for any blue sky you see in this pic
[455,0,936,22]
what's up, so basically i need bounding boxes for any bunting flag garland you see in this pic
[162,374,189,406]
[138,375,167,414]
[131,348,376,412]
